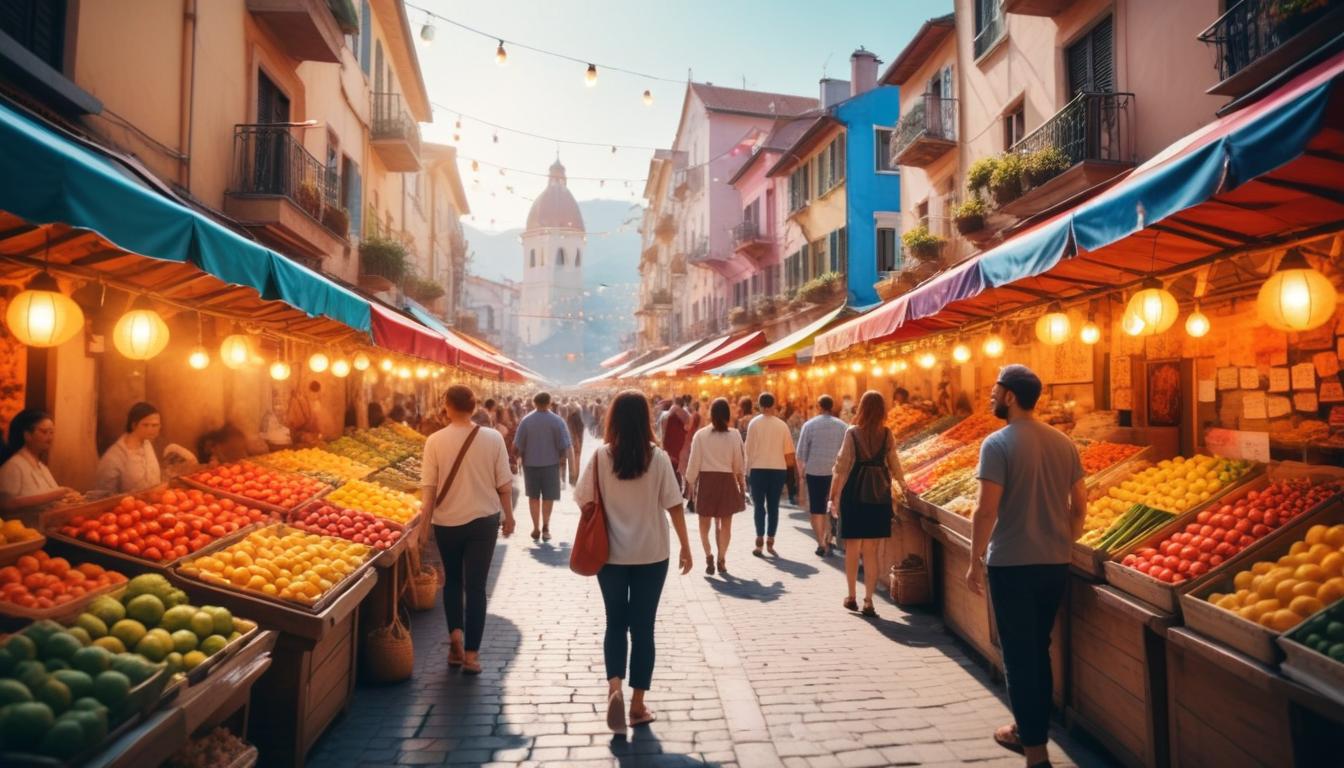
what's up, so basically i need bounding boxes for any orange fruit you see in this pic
[1305,524,1329,546]
[1318,577,1344,604]
[1274,579,1301,604]
[1325,525,1344,548]
[1295,564,1327,583]
[1289,595,1325,617]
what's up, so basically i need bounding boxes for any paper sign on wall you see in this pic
[1292,363,1316,390]
[1315,351,1341,378]
[1331,405,1344,428]
[1198,380,1216,403]
[1242,392,1267,420]
[1240,367,1260,389]
[1217,367,1239,390]
[1266,395,1292,418]
[1294,391,1319,412]
[1321,380,1344,403]
[1268,368,1290,393]
[1205,427,1270,463]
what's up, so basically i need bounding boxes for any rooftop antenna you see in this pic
[821,52,833,78]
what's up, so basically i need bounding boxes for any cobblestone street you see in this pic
[309,444,1114,768]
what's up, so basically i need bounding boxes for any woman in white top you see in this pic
[420,385,516,676]
[0,409,80,515]
[682,397,745,576]
[94,402,162,495]
[574,390,692,735]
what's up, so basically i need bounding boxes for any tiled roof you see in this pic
[690,82,817,117]
[726,114,825,186]
[880,13,956,86]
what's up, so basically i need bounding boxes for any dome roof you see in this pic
[525,160,585,232]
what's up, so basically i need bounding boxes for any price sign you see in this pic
[1205,427,1270,463]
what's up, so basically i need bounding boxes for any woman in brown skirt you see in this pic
[683,398,746,575]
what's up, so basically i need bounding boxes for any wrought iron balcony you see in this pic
[892,94,958,168]
[371,91,422,171]
[1198,0,1344,98]
[687,238,713,265]
[650,289,673,307]
[225,124,347,259]
[730,221,772,262]
[672,167,702,200]
[246,0,344,63]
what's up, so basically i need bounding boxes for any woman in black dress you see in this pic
[828,390,906,617]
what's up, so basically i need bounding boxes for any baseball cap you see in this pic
[996,364,1043,409]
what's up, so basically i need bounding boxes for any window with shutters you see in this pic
[0,0,67,71]
[1067,16,1115,96]
[359,0,371,74]
[789,165,810,212]
[973,0,1005,60]
[1003,103,1025,149]
[343,158,361,239]
[877,227,898,273]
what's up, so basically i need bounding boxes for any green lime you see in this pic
[170,630,197,654]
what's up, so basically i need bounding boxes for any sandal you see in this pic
[629,709,657,727]
[765,538,777,556]
[606,689,627,734]
[705,555,715,576]
[462,653,482,676]
[752,536,764,558]
[447,638,465,668]
[531,529,540,542]
[541,528,552,542]
[843,597,859,612]
[716,557,727,575]
[861,601,878,618]
[993,724,1025,755]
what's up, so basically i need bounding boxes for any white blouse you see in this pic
[93,437,162,495]
[574,445,683,565]
[0,450,59,501]
[683,426,745,489]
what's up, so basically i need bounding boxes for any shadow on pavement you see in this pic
[609,728,724,767]
[527,540,573,568]
[762,553,820,579]
[704,574,785,602]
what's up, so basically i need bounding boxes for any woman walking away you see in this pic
[683,398,745,575]
[574,391,693,734]
[735,397,754,439]
[829,390,906,617]
[421,386,516,675]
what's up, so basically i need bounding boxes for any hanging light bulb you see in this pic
[585,63,598,87]
[353,352,371,371]
[643,89,653,106]
[952,343,972,363]
[495,40,507,65]
[1121,309,1147,336]
[893,359,909,373]
[331,357,351,378]
[397,365,412,380]
[786,369,799,381]
[308,352,329,373]
[420,22,435,44]
[187,346,210,370]
[1185,304,1211,338]
[269,360,291,381]
[1035,303,1072,345]
[871,364,885,377]
[112,300,170,360]
[380,357,394,372]
[1257,248,1338,332]
[470,160,479,173]
[1079,320,1101,345]
[1124,277,1179,336]
[916,351,938,369]
[415,365,430,380]
[219,333,253,370]
[454,117,462,130]
[827,364,837,375]
[5,272,84,348]
[982,333,1005,358]
[849,361,864,374]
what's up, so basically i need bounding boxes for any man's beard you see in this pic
[994,402,1010,420]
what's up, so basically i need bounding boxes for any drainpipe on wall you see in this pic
[179,0,197,191]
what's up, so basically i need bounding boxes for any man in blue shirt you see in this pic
[513,392,574,542]
[795,395,848,557]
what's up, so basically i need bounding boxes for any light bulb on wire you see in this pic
[643,89,653,106]
[420,22,434,44]
[495,40,507,65]
[1185,304,1211,338]
[187,346,210,370]
[585,63,598,87]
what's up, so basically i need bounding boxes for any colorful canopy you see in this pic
[600,349,638,368]
[815,50,1344,355]
[619,339,710,380]
[642,334,733,377]
[709,306,846,375]
[679,331,767,375]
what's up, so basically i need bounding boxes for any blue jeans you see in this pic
[597,560,669,690]
[749,469,788,537]
[987,564,1068,747]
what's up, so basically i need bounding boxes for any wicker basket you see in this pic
[407,565,441,611]
[890,561,932,606]
[364,614,414,682]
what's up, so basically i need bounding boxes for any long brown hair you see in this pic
[709,397,731,432]
[854,390,888,447]
[604,390,655,479]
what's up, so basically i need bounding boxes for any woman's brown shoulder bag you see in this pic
[570,454,609,576]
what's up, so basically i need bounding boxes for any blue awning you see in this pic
[0,100,372,333]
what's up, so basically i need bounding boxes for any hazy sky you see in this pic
[411,0,952,231]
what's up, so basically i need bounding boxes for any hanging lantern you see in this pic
[308,352,329,373]
[1256,248,1338,332]
[982,333,1005,359]
[331,358,351,378]
[585,63,598,87]
[353,352,371,371]
[415,365,430,380]
[849,360,864,374]
[1079,320,1101,345]
[786,370,798,381]
[952,343,972,363]
[1035,303,1071,345]
[1124,277,1179,336]
[112,301,170,361]
[827,364,837,375]
[1121,309,1148,337]
[269,361,291,381]
[1185,304,1211,338]
[869,365,884,377]
[916,351,937,369]
[642,89,653,106]
[420,23,435,44]
[5,273,84,348]
[894,359,909,373]
[219,334,253,369]
[495,40,507,64]
[187,345,210,370]
[380,357,394,372]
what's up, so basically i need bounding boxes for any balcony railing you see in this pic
[230,124,338,215]
[370,91,422,171]
[1010,91,1134,168]
[673,167,703,199]
[892,94,958,168]
[687,238,711,264]
[731,221,764,245]
[1198,0,1342,97]
[650,290,673,307]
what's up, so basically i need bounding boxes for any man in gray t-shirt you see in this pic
[966,365,1086,765]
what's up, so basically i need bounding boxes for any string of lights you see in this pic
[434,103,663,152]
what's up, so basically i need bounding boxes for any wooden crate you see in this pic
[1067,581,1175,768]
[1166,628,1295,768]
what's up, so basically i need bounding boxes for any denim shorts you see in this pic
[522,464,560,500]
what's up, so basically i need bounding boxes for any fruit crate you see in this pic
[0,535,46,566]
[931,500,972,540]
[0,692,148,768]
[176,462,330,516]
[1181,500,1344,666]
[284,500,406,569]
[0,578,125,627]
[1071,459,1158,579]
[1277,600,1344,708]
[1081,444,1154,490]
[1103,466,1325,613]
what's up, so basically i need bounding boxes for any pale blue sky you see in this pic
[411,0,952,230]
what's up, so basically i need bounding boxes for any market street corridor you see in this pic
[308,438,1114,768]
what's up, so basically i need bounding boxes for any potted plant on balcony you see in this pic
[989,153,1025,205]
[405,275,446,303]
[295,181,323,219]
[728,306,754,328]
[952,197,988,236]
[1271,0,1329,42]
[966,156,999,199]
[798,272,844,305]
[753,295,780,319]
[874,272,903,301]
[321,205,350,238]
[454,312,479,335]
[902,226,946,263]
[1023,146,1071,188]
[359,236,408,290]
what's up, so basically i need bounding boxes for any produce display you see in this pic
[0,518,42,546]
[1286,599,1344,663]
[897,414,964,451]
[0,552,126,613]
[908,440,983,495]
[1078,441,1144,477]
[368,455,422,495]
[349,426,416,463]
[324,479,420,525]
[1078,455,1253,546]
[57,489,268,563]
[253,448,374,486]
[68,574,241,676]
[899,414,997,472]
[0,617,162,758]
[320,436,389,470]
[1121,479,1344,584]
[1093,505,1176,554]
[380,421,427,445]
[1205,522,1344,632]
[183,462,328,510]
[885,405,934,440]
[178,525,369,607]
[921,466,979,508]
[166,727,253,768]
[287,501,403,550]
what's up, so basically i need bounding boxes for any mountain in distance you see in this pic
[462,199,644,384]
